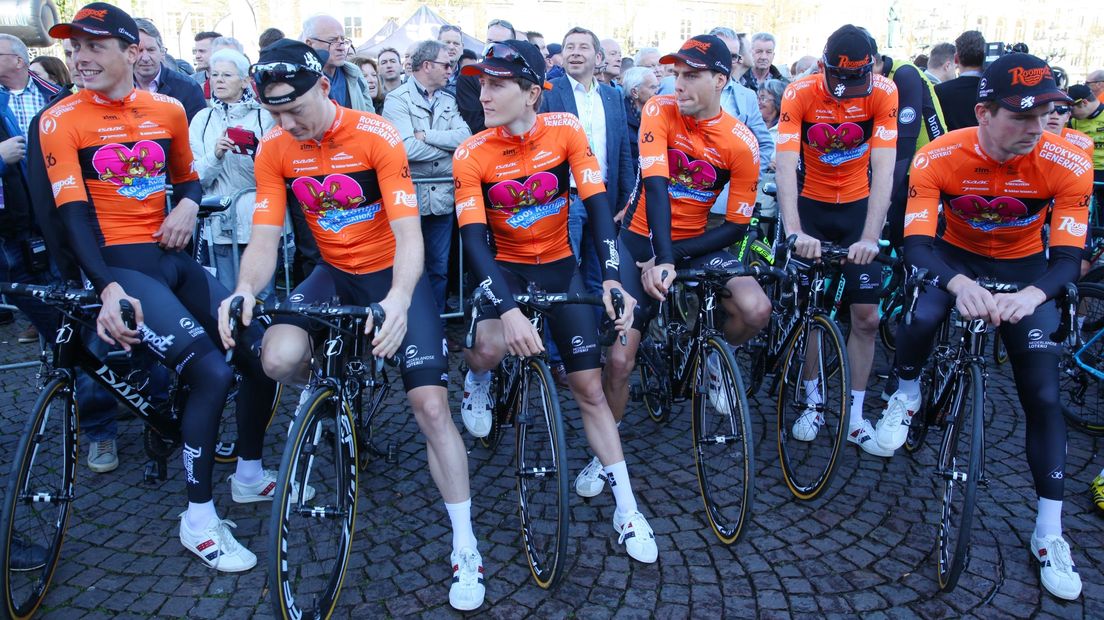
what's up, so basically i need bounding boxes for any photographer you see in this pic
[189,49,276,298]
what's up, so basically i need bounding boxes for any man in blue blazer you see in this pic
[539,27,634,298]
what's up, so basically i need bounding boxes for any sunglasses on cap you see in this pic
[484,42,541,82]
[823,58,873,78]
[249,61,322,83]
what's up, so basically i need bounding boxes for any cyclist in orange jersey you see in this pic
[775,24,899,454]
[453,40,659,564]
[881,54,1090,601]
[214,40,486,611]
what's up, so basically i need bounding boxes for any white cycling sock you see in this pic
[849,390,866,429]
[1034,498,1063,539]
[445,499,478,553]
[466,369,491,385]
[898,377,921,399]
[234,458,263,485]
[803,379,822,404]
[186,501,218,530]
[604,461,639,517]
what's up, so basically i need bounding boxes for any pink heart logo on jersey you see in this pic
[487,171,560,210]
[92,140,167,186]
[806,122,865,153]
[291,174,367,216]
[667,149,717,190]
[948,195,1028,224]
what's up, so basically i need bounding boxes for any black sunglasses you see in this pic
[1053,105,1071,115]
[484,42,541,82]
[249,61,321,82]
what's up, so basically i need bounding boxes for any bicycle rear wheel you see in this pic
[693,336,754,544]
[936,363,985,592]
[1060,283,1104,436]
[269,386,358,620]
[515,358,569,589]
[214,377,282,463]
[0,378,77,620]
[777,313,850,500]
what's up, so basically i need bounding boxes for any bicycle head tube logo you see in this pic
[325,335,343,357]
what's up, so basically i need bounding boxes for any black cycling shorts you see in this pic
[472,257,602,374]
[277,263,448,392]
[798,195,881,304]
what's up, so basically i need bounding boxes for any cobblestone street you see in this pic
[0,318,1100,619]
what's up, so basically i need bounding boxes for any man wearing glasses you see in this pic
[301,14,375,113]
[1085,70,1104,103]
[382,40,470,325]
[456,18,516,134]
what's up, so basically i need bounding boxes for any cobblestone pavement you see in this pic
[0,318,1100,619]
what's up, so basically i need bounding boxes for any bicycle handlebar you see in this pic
[465,288,621,350]
[0,281,98,306]
[675,263,788,284]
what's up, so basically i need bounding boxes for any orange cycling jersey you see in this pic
[40,89,198,245]
[253,105,418,274]
[453,112,605,264]
[905,128,1092,258]
[777,74,899,203]
[627,95,759,240]
[1059,127,1094,161]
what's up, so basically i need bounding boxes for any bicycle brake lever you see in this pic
[610,288,627,346]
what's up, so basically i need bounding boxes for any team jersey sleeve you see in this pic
[452,141,488,228]
[1046,156,1093,250]
[638,99,670,178]
[870,80,899,150]
[564,121,608,199]
[776,84,804,154]
[38,111,89,208]
[902,151,960,286]
[724,125,761,226]
[251,137,288,227]
[368,119,419,223]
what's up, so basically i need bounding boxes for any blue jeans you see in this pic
[212,243,275,302]
[548,197,604,364]
[421,213,453,317]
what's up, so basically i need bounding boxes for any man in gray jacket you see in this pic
[383,40,470,316]
[301,15,375,113]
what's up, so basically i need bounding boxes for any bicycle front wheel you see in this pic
[515,357,569,589]
[0,378,77,620]
[777,313,851,500]
[936,363,985,592]
[269,386,358,620]
[693,336,754,544]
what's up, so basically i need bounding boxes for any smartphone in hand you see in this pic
[225,126,258,156]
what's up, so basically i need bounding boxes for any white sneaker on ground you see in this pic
[575,456,606,498]
[875,391,921,451]
[1031,532,1082,600]
[612,510,658,564]
[461,374,493,438]
[179,514,256,572]
[229,470,315,504]
[791,406,824,442]
[87,439,119,473]
[449,547,486,611]
[847,421,895,457]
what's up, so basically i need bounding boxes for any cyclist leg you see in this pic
[261,264,339,386]
[603,234,652,424]
[681,249,771,345]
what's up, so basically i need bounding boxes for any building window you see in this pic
[345,16,362,40]
[679,19,692,41]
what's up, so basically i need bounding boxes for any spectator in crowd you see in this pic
[0,32,61,345]
[547,42,565,79]
[352,56,384,109]
[735,33,756,89]
[924,42,956,84]
[133,18,206,120]
[188,49,276,299]
[527,31,549,68]
[212,37,245,54]
[600,38,622,86]
[61,38,80,90]
[403,43,417,76]
[619,56,634,72]
[377,47,404,98]
[1086,69,1104,103]
[634,46,661,79]
[744,32,782,90]
[913,54,928,70]
[791,55,818,78]
[758,78,784,129]
[656,27,773,175]
[192,31,221,86]
[620,66,657,167]
[458,48,478,70]
[935,30,985,130]
[382,39,470,318]
[438,24,464,94]
[302,15,375,113]
[1069,84,1104,212]
[258,27,283,50]
[456,18,516,134]
[29,56,70,90]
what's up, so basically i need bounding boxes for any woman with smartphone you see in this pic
[189,48,276,298]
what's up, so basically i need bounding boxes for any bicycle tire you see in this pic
[479,358,517,452]
[878,293,904,353]
[693,336,754,544]
[0,378,77,620]
[991,334,1009,366]
[214,379,283,464]
[637,346,669,423]
[936,362,984,591]
[1060,283,1104,436]
[776,313,851,500]
[269,386,358,620]
[514,357,569,589]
